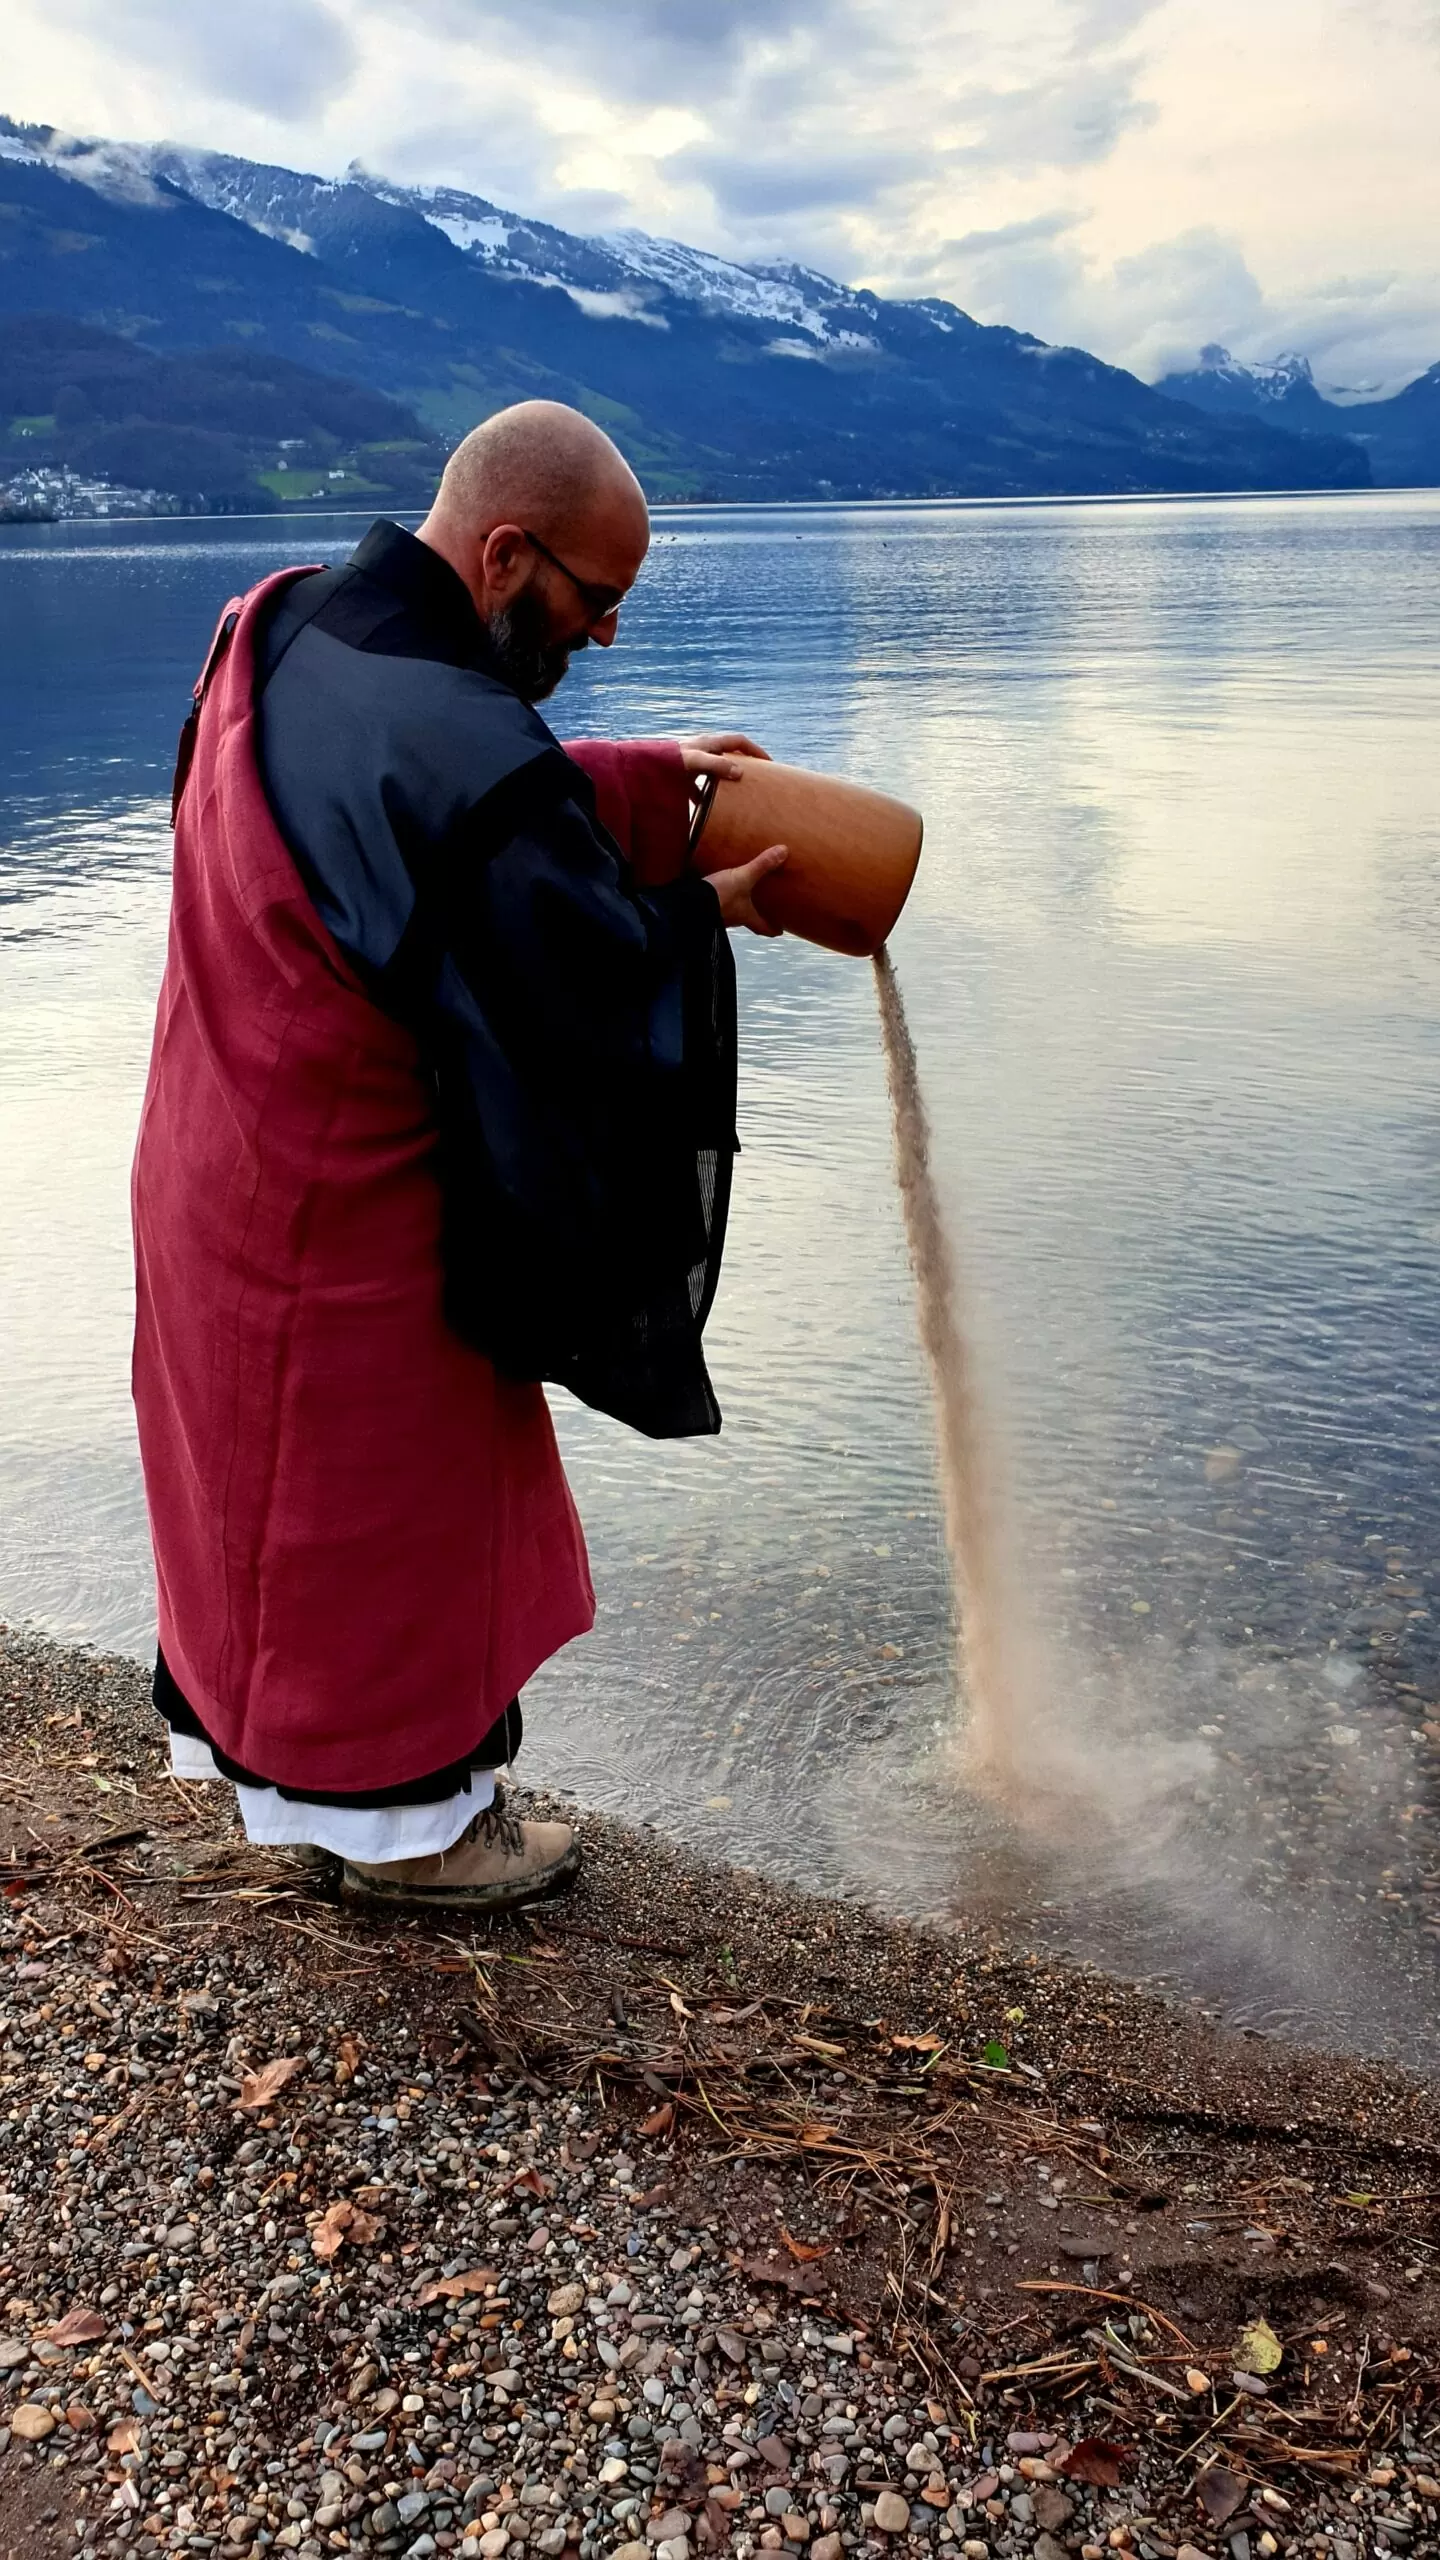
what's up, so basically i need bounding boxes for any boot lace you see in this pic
[460,1790,526,1860]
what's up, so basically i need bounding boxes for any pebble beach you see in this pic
[0,1625,1434,2560]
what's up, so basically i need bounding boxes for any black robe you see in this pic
[255,519,736,1439]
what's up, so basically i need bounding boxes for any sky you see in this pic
[6,0,1439,393]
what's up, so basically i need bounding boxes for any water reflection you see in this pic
[2,497,1438,2067]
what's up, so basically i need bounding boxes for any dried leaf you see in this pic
[415,2266,497,2306]
[1197,2465,1246,2525]
[779,2227,830,2264]
[311,2212,348,2262]
[311,2199,381,2261]
[238,2055,305,2110]
[512,2165,552,2198]
[107,2421,141,2456]
[639,2102,675,2139]
[1237,2316,1282,2377]
[739,2253,828,2297]
[43,2307,107,2347]
[1058,2439,1128,2488]
[891,2033,944,2053]
[797,2124,834,2147]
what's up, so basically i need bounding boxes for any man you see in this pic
[132,400,785,1912]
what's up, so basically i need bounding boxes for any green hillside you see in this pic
[0,315,445,508]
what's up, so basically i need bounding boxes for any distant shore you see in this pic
[4,485,1432,535]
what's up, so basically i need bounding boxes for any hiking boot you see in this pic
[338,1792,578,1913]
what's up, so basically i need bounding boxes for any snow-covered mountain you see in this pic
[1190,345,1318,403]
[1155,342,1336,426]
[372,181,889,349]
[6,123,898,352]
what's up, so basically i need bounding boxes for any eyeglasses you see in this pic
[523,528,626,627]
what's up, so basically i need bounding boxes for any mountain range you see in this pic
[1155,344,1440,490]
[1,117,1433,510]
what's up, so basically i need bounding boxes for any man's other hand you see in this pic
[707,844,788,936]
[678,734,773,783]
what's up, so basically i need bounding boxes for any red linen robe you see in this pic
[132,568,693,1794]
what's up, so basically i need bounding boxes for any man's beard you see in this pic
[483,592,585,703]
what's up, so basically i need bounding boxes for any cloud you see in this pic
[1101,227,1271,376]
[949,64,1158,174]
[890,219,1268,376]
[406,0,842,105]
[496,0,828,45]
[676,146,916,222]
[949,211,1081,255]
[876,210,1089,344]
[563,285,668,326]
[365,94,582,214]
[1190,268,1440,398]
[879,215,1440,395]
[50,0,358,120]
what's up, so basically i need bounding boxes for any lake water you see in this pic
[2,495,1438,2069]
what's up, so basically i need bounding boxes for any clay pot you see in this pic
[689,758,922,957]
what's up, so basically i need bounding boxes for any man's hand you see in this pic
[677,733,773,785]
[675,736,784,932]
[706,844,788,936]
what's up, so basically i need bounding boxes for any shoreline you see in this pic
[3,488,1435,537]
[0,1622,1434,2560]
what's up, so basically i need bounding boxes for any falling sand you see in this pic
[875,944,1240,1835]
[872,952,1440,2057]
[874,946,1209,1823]
[872,946,1026,1786]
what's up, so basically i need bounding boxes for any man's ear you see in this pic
[479,522,531,604]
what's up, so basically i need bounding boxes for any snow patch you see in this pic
[595,229,849,337]
[423,210,512,256]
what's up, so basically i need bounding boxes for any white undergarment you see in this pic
[167,1730,494,1865]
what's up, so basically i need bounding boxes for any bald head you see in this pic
[416,401,649,698]
[431,399,647,554]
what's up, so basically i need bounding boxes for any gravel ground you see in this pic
[0,1627,1435,2560]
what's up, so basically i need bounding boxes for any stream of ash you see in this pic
[872,945,1028,1784]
